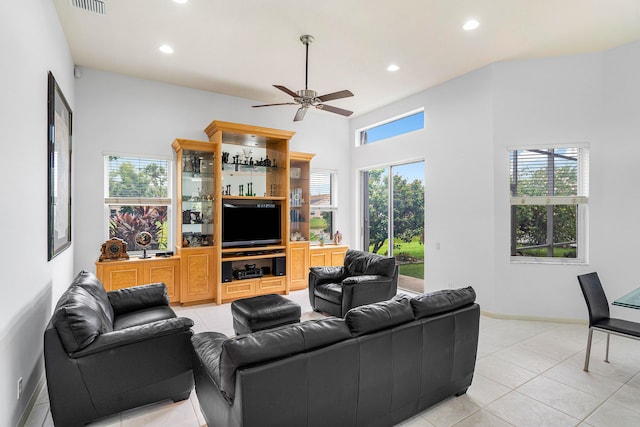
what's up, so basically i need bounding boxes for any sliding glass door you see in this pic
[363,161,425,293]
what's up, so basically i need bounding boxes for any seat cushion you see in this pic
[231,294,301,334]
[594,318,640,338]
[113,305,176,330]
[314,282,343,304]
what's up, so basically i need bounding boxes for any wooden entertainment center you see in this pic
[96,121,347,304]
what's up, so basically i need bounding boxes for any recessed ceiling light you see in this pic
[173,0,188,4]
[159,44,174,54]
[387,64,400,72]
[463,19,480,31]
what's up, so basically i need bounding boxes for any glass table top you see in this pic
[613,287,640,309]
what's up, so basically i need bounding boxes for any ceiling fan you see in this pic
[252,34,354,121]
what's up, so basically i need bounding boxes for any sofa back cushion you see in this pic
[410,286,476,319]
[219,317,350,403]
[51,271,115,353]
[345,296,414,336]
[344,249,396,277]
[72,270,114,321]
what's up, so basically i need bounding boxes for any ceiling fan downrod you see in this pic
[300,34,314,91]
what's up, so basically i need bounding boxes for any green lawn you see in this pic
[369,238,424,260]
[399,263,424,279]
[369,238,424,280]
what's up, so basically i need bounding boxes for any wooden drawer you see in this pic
[257,276,286,294]
[222,280,257,300]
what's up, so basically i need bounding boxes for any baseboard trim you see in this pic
[17,375,45,427]
[480,310,587,325]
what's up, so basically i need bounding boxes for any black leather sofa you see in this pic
[309,248,398,317]
[192,287,479,427]
[44,270,195,427]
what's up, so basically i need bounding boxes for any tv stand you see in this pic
[204,121,295,304]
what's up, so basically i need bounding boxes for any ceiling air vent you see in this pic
[70,0,106,15]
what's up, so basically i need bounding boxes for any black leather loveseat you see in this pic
[309,248,398,317]
[44,270,195,427]
[191,287,479,427]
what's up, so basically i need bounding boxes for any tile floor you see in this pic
[24,290,640,427]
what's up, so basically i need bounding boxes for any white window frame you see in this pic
[309,169,338,243]
[103,153,174,254]
[508,143,589,265]
[354,107,424,146]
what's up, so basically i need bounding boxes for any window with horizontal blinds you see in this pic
[106,156,170,201]
[509,145,589,262]
[104,155,172,252]
[310,171,335,208]
[310,170,337,242]
[510,147,588,204]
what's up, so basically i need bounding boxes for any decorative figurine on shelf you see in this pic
[99,237,129,261]
[242,148,253,165]
[333,230,343,245]
[319,232,326,246]
[135,231,152,259]
[183,156,193,173]
[222,151,229,164]
[191,156,201,176]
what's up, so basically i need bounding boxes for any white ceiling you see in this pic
[53,0,640,118]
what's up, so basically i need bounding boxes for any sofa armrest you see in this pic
[191,332,228,396]
[309,266,346,286]
[108,282,170,315]
[71,316,194,357]
[342,274,387,285]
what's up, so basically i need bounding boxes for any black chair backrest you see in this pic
[577,272,610,326]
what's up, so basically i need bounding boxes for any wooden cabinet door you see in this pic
[145,258,180,303]
[330,247,347,267]
[310,250,328,267]
[289,242,310,290]
[181,248,216,303]
[97,262,144,291]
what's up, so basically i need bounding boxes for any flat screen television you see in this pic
[222,202,282,248]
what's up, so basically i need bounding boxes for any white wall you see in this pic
[349,67,496,310]
[73,69,351,273]
[0,0,75,425]
[351,40,640,322]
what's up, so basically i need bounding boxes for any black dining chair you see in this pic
[577,272,640,371]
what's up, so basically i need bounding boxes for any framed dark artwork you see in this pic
[48,71,72,260]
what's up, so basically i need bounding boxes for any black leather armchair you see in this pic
[308,249,398,317]
[44,271,195,427]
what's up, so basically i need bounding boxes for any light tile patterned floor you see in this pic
[25,290,640,427]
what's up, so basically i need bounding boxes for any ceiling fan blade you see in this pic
[316,104,353,117]
[293,107,307,121]
[252,102,297,108]
[317,90,354,102]
[273,85,299,98]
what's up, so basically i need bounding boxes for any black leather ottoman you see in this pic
[231,294,301,335]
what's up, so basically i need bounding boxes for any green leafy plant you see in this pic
[109,206,168,250]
